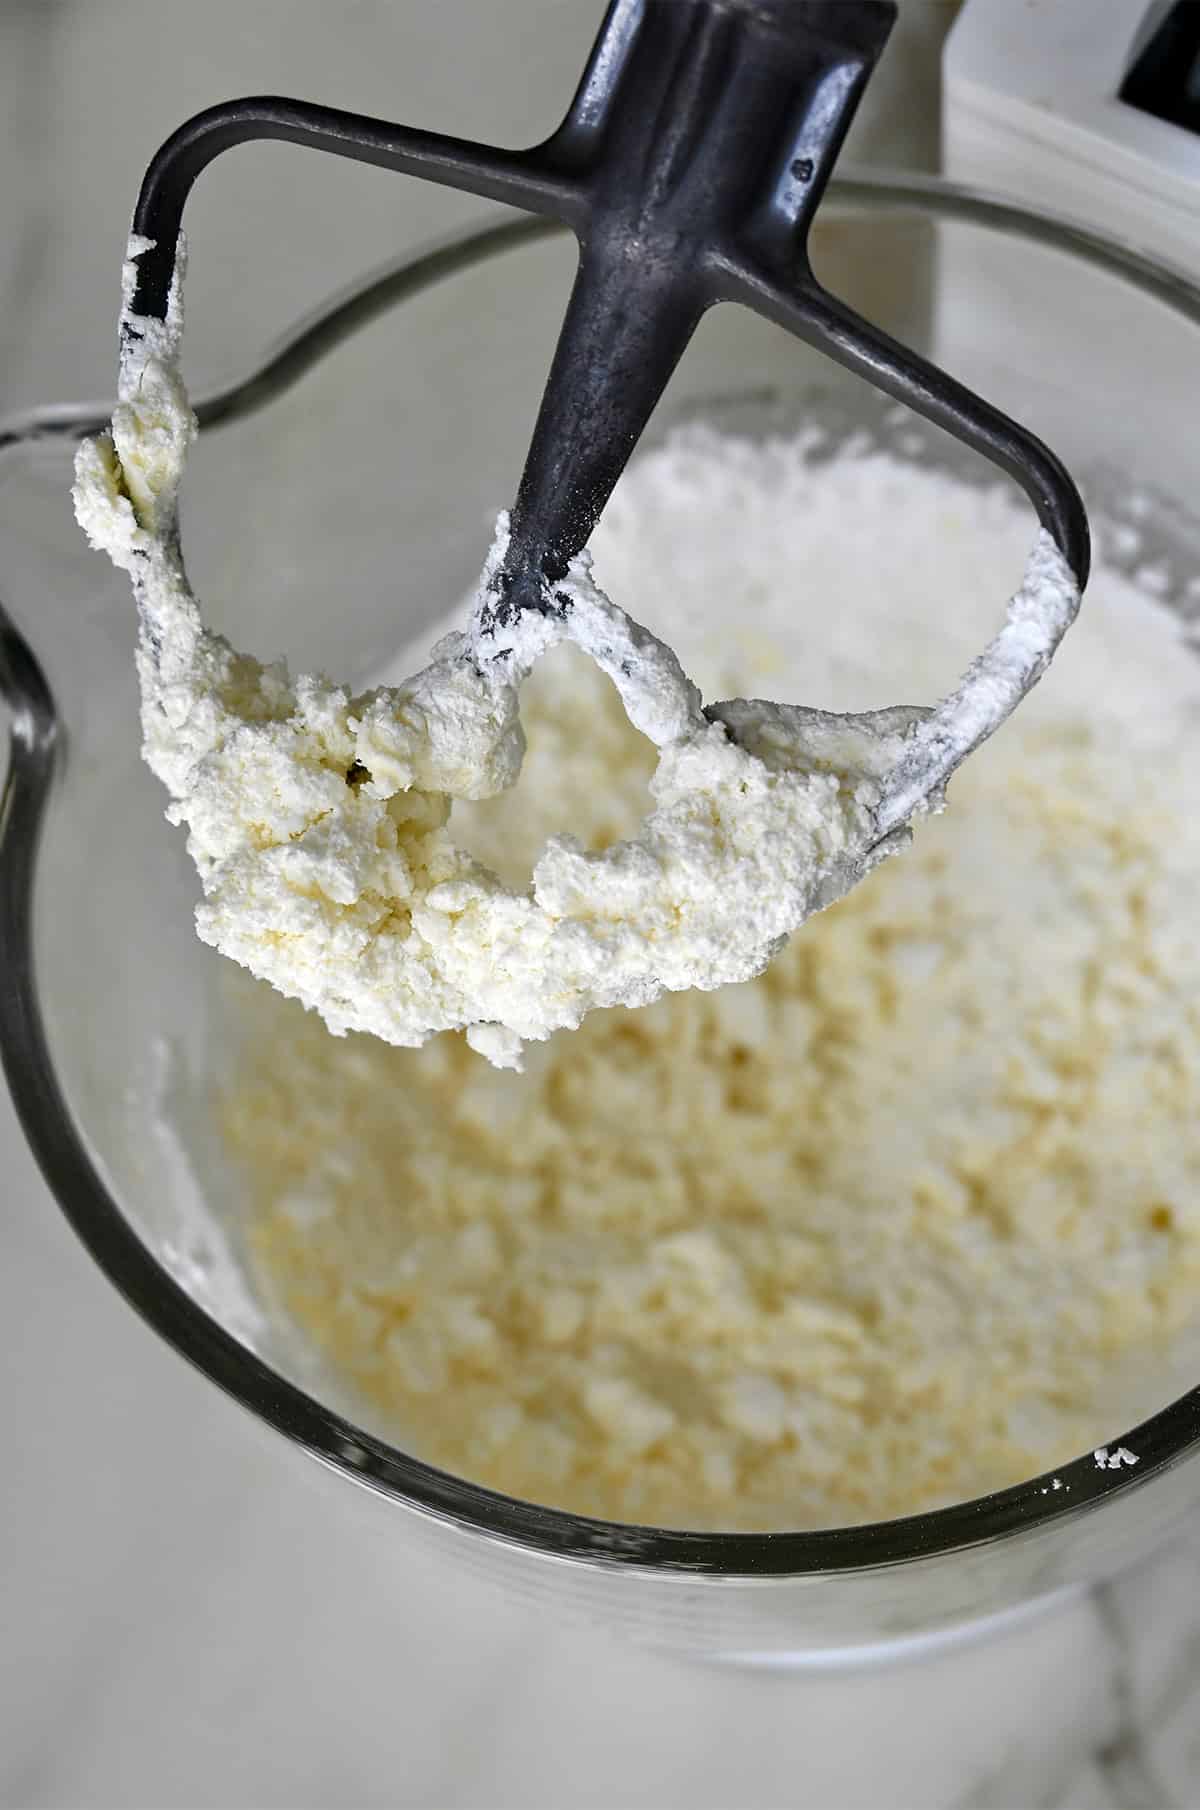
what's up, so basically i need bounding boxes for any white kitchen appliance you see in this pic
[945,0,1200,276]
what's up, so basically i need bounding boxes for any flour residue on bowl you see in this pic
[221,434,1200,1532]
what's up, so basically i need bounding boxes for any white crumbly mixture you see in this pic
[73,234,1078,1069]
[222,442,1200,1532]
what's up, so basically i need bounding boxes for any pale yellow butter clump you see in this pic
[227,615,1200,1531]
[72,234,1077,1073]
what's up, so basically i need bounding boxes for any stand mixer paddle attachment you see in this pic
[70,0,1091,1067]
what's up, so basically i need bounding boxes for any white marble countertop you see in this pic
[1,4,1198,1806]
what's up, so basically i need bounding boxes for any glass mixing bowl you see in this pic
[3,174,1200,1663]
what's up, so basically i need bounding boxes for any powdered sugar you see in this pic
[229,460,1200,1530]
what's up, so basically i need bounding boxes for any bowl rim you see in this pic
[3,170,1200,1578]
